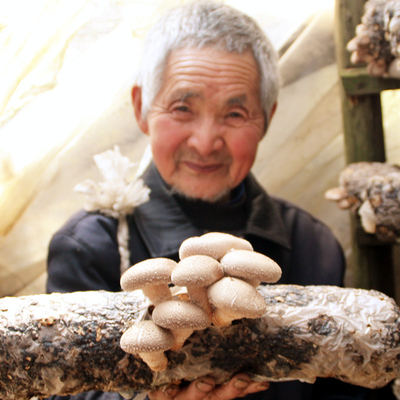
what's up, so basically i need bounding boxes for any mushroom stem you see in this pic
[139,351,169,372]
[170,328,195,351]
[142,284,172,305]
[187,285,213,319]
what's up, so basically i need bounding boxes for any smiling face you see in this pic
[133,47,267,203]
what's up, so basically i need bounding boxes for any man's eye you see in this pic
[227,111,245,119]
[174,105,190,112]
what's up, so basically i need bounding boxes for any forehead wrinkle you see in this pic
[167,49,260,81]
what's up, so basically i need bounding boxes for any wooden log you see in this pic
[1,285,400,399]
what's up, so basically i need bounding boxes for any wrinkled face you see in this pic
[137,47,266,203]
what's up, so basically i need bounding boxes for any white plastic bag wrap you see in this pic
[0,285,399,399]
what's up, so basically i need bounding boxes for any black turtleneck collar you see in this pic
[172,183,247,233]
[132,162,290,259]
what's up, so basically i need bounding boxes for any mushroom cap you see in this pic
[221,250,282,283]
[171,255,223,287]
[120,258,177,291]
[120,320,174,354]
[207,277,267,318]
[179,232,253,261]
[152,299,210,330]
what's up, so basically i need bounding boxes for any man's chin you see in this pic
[169,185,231,204]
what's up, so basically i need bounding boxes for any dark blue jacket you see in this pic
[46,162,379,400]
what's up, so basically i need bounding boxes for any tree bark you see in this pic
[1,285,400,399]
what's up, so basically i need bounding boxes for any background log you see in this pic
[1,285,400,399]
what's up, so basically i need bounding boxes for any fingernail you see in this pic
[196,380,215,393]
[163,385,179,398]
[234,378,250,390]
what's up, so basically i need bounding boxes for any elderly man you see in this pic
[46,1,374,400]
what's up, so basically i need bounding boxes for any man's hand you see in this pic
[148,373,270,400]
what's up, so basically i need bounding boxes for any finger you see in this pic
[211,374,252,399]
[211,374,269,399]
[148,384,180,400]
[242,380,270,396]
[175,376,216,400]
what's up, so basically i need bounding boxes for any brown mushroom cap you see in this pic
[120,258,176,304]
[171,255,223,287]
[171,255,224,319]
[152,299,210,330]
[152,299,210,350]
[179,232,253,261]
[120,258,176,291]
[207,277,267,326]
[120,320,174,371]
[121,320,174,353]
[220,250,282,284]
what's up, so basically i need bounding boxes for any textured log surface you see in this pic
[1,285,400,399]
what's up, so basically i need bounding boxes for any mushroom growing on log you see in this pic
[179,232,253,260]
[120,257,177,305]
[1,285,400,399]
[325,161,400,241]
[220,250,282,287]
[152,299,210,350]
[120,320,174,372]
[207,277,268,327]
[171,255,224,319]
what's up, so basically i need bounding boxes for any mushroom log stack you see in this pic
[325,161,400,241]
[120,232,282,371]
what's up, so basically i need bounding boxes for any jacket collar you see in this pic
[133,162,290,258]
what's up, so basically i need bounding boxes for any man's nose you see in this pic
[186,117,224,156]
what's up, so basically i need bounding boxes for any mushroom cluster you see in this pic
[325,162,400,241]
[119,232,282,371]
[346,0,400,77]
[178,233,282,327]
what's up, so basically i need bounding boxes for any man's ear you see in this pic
[131,86,149,134]
[269,101,277,122]
[262,101,278,137]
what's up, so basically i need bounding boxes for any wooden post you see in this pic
[334,0,395,298]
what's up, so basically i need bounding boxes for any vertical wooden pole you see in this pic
[335,0,395,298]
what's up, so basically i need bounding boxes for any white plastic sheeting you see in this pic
[1,0,400,297]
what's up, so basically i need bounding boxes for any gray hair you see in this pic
[136,1,280,126]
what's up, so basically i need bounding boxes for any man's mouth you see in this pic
[182,161,223,174]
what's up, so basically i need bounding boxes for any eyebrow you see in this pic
[170,90,202,102]
[227,95,247,106]
[169,91,248,106]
